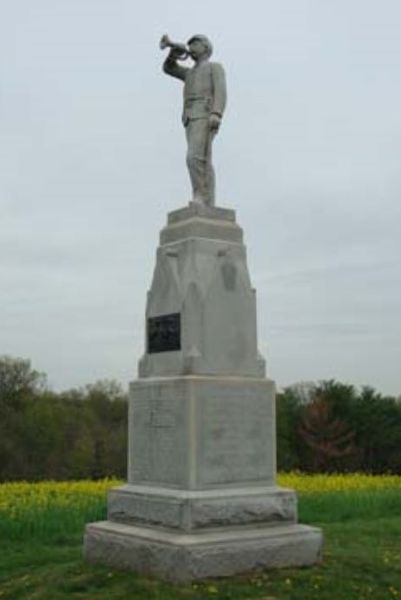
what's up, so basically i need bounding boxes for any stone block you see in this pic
[84,520,323,583]
[167,203,236,224]
[138,209,265,379]
[160,217,243,244]
[128,376,275,490]
[108,484,297,530]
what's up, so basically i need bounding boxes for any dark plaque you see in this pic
[148,313,181,353]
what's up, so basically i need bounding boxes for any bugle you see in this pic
[159,34,189,60]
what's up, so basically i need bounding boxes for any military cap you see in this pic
[187,34,213,57]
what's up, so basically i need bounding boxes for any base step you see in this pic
[84,520,323,582]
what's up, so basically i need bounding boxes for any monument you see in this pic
[84,34,323,582]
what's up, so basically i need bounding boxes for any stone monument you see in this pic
[84,34,323,582]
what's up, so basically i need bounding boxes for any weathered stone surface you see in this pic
[138,209,265,379]
[160,216,243,244]
[108,484,297,530]
[83,197,324,579]
[128,376,275,489]
[84,521,323,583]
[168,203,236,224]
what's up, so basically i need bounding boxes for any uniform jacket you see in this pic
[163,57,227,126]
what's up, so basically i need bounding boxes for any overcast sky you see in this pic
[1,0,400,395]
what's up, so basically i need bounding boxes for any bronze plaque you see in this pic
[147,313,181,353]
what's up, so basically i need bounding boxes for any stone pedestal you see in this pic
[138,204,265,379]
[84,203,323,581]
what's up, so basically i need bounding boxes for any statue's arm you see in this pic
[211,63,227,117]
[163,54,188,81]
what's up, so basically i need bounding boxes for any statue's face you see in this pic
[189,39,207,60]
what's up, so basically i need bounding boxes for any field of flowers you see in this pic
[0,473,401,542]
[0,478,120,541]
[0,478,120,515]
[0,474,400,599]
[278,472,401,493]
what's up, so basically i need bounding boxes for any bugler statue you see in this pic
[160,34,227,206]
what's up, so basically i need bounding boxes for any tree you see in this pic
[83,381,128,479]
[0,355,46,408]
[298,399,356,472]
[0,356,47,480]
[276,388,303,471]
[350,387,401,474]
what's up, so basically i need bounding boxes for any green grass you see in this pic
[0,501,106,543]
[1,491,400,599]
[299,488,401,523]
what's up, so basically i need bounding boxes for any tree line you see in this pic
[0,355,400,482]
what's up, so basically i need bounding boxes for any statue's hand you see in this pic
[209,113,222,132]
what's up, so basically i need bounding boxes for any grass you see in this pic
[0,478,400,599]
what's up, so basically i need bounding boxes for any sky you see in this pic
[1,0,400,395]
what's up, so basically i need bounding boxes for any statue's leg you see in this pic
[185,119,210,204]
[205,130,216,206]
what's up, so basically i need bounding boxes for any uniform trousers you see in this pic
[185,118,216,206]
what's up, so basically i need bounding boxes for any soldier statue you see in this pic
[161,34,227,206]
